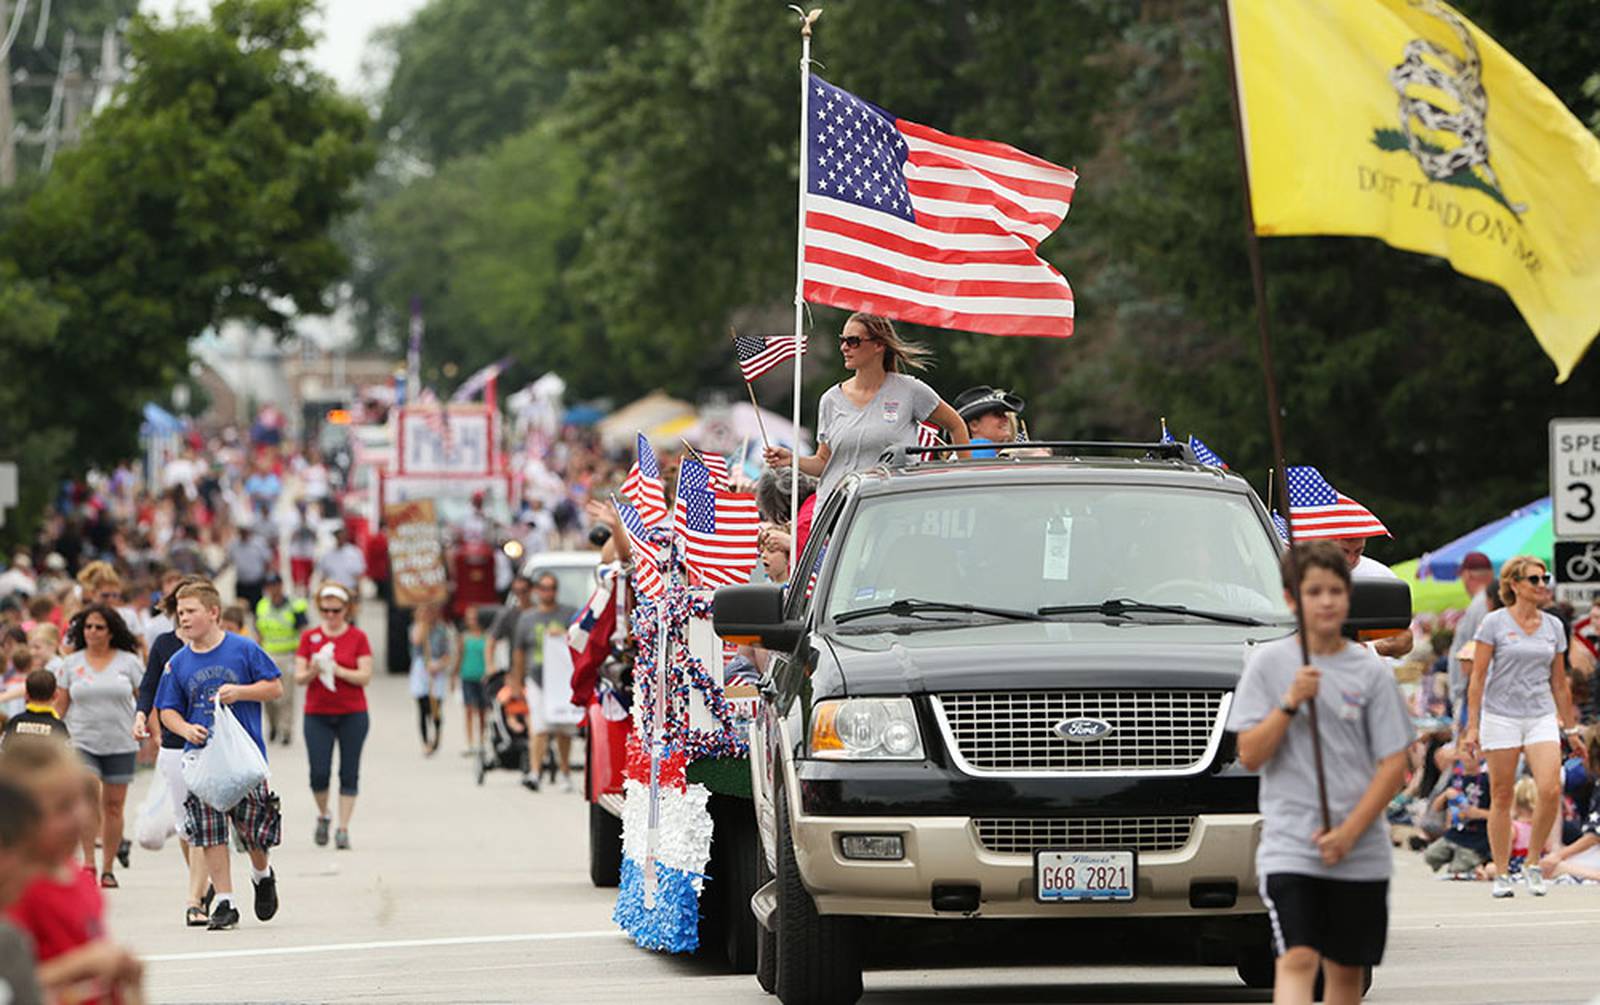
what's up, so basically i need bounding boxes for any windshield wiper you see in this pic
[834,598,1049,625]
[1036,597,1269,627]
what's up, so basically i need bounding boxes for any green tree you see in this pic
[0,0,374,545]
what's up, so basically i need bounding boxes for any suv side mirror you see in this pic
[714,584,804,653]
[1342,578,1413,641]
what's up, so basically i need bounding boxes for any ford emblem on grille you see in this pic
[1053,717,1114,742]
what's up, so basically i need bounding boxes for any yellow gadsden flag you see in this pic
[1230,0,1600,380]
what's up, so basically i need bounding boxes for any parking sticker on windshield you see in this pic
[1043,517,1072,580]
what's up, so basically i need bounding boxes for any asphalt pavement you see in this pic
[104,611,1600,1004]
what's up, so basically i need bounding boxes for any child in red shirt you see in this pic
[0,738,141,1004]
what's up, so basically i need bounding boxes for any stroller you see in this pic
[473,668,570,787]
[475,670,531,785]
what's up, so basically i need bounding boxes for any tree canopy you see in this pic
[350,0,1600,561]
[0,0,373,544]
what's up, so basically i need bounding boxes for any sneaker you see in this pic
[116,839,131,869]
[562,774,575,794]
[208,900,241,930]
[314,815,331,847]
[253,870,279,922]
[1492,874,1516,899]
[335,829,350,851]
[1526,865,1548,897]
[520,775,540,792]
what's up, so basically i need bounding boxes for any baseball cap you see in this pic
[1460,551,1493,572]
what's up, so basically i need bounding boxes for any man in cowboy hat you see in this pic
[953,386,1026,459]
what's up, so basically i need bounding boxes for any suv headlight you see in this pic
[809,698,924,760]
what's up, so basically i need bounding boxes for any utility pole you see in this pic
[0,0,16,188]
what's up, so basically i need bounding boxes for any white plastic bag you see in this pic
[181,696,270,812]
[133,779,175,851]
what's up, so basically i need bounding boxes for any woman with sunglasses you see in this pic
[1461,555,1583,899]
[763,313,968,542]
[295,583,373,850]
[55,604,144,888]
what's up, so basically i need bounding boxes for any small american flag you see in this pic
[613,494,665,600]
[621,433,668,528]
[700,452,731,491]
[673,457,760,588]
[804,542,826,601]
[916,421,943,449]
[804,78,1076,338]
[1284,466,1389,540]
[1160,427,1227,469]
[735,333,807,382]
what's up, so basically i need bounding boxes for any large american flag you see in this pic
[803,77,1076,338]
[621,433,668,528]
[613,494,665,600]
[673,457,760,589]
[1284,466,1389,540]
[735,333,807,382]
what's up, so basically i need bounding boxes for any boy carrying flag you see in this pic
[155,581,284,931]
[1227,541,1413,1004]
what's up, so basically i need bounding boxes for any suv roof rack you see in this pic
[884,440,1202,468]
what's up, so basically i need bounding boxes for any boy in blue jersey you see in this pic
[156,581,283,931]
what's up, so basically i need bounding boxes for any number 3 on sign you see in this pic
[1567,483,1596,524]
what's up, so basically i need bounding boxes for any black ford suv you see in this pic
[715,442,1410,1004]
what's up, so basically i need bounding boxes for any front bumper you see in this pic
[791,810,1262,919]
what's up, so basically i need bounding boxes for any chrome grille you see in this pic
[934,690,1227,774]
[974,816,1195,856]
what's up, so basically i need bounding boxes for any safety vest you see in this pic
[255,596,306,655]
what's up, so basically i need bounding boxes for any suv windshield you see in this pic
[823,484,1291,624]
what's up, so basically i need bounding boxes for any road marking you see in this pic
[143,929,626,963]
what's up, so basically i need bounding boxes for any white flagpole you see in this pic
[644,532,673,911]
[788,6,820,570]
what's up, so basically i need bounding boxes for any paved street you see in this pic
[104,618,1600,1004]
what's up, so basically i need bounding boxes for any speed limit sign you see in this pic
[1551,419,1600,539]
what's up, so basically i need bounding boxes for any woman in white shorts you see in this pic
[1461,555,1583,898]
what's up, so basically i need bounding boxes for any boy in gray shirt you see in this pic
[1228,541,1413,1005]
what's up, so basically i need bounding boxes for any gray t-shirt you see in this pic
[1447,590,1488,711]
[54,649,143,756]
[513,605,575,678]
[1227,636,1415,881]
[1473,607,1565,719]
[816,373,940,502]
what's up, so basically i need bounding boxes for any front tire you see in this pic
[588,802,622,888]
[774,781,862,1004]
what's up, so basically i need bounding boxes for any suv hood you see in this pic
[822,619,1294,695]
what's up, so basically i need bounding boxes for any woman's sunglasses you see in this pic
[1522,574,1553,585]
[319,606,346,616]
[839,335,876,349]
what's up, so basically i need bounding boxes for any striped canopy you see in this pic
[1417,497,1552,581]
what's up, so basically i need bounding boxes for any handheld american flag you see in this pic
[1284,466,1389,540]
[621,433,668,528]
[735,333,807,382]
[915,421,943,449]
[803,77,1077,338]
[701,452,732,491]
[612,494,666,600]
[672,457,760,589]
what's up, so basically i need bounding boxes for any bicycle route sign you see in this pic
[1550,419,1600,540]
[1555,541,1600,605]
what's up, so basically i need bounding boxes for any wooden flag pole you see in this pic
[731,327,773,450]
[1221,0,1330,831]
[679,438,705,465]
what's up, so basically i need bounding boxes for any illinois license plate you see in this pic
[1034,850,1136,902]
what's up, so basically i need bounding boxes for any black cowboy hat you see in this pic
[954,386,1026,421]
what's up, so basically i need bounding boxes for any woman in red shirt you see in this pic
[294,583,374,851]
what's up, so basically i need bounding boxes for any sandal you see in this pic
[186,905,210,927]
[99,872,119,889]
[202,883,215,911]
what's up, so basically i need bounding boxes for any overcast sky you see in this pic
[140,0,430,95]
